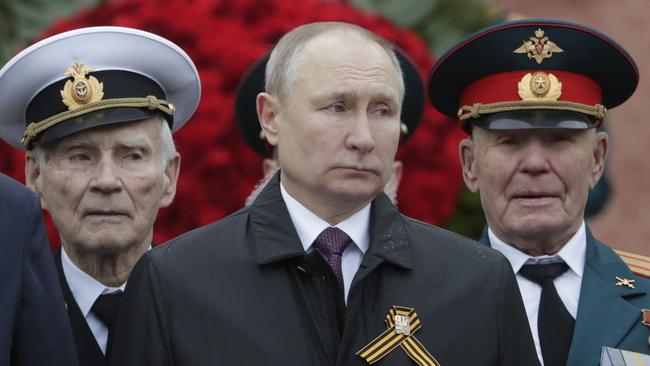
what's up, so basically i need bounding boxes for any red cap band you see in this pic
[460,70,602,106]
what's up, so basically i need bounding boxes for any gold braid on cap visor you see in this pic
[458,100,606,121]
[457,71,607,122]
[21,95,175,146]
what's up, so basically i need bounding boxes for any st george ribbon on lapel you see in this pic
[357,306,440,366]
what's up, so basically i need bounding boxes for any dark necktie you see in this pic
[313,227,352,289]
[92,292,123,357]
[519,262,574,366]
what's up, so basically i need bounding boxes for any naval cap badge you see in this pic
[60,61,104,110]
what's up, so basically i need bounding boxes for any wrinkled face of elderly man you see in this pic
[257,29,402,222]
[459,125,607,254]
[25,118,179,260]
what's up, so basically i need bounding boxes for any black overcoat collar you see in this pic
[249,171,413,271]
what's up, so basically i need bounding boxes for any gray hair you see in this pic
[32,115,177,169]
[265,22,405,104]
[156,115,177,168]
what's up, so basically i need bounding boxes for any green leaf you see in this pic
[349,0,438,28]
[0,0,101,63]
[443,187,486,240]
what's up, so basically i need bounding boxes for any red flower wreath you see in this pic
[0,0,465,245]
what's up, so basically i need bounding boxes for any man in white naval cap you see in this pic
[0,26,201,366]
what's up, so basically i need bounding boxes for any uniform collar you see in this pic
[60,247,125,318]
[488,221,586,278]
[280,182,369,255]
[583,227,645,297]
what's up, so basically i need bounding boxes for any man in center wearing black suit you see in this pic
[111,21,539,366]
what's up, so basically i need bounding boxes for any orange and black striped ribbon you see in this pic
[356,306,439,366]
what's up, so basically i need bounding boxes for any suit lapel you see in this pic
[53,249,106,366]
[566,229,645,366]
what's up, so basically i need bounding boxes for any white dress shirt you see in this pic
[61,247,125,354]
[489,222,586,366]
[281,183,369,303]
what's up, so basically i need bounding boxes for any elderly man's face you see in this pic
[260,32,401,212]
[26,119,179,254]
[460,127,607,249]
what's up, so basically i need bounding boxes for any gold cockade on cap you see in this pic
[518,71,562,101]
[60,61,104,110]
[458,69,606,122]
[514,28,564,64]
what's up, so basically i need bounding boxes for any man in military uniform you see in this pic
[110,21,538,366]
[428,19,650,366]
[0,26,201,366]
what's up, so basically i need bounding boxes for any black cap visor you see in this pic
[32,107,168,147]
[470,110,598,131]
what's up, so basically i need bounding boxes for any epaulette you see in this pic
[614,249,650,279]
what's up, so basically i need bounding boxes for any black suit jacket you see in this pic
[110,173,539,366]
[0,173,78,366]
[54,249,107,366]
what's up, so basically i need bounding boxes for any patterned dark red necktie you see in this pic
[313,227,352,289]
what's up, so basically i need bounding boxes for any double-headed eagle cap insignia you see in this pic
[427,19,638,132]
[513,28,564,64]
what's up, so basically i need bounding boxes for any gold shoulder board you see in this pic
[615,249,650,279]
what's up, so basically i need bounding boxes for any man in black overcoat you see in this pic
[110,22,539,366]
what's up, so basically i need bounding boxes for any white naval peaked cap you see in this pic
[0,26,201,149]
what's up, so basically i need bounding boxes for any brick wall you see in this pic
[498,0,650,254]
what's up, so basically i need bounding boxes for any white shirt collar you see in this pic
[489,221,586,278]
[280,182,370,254]
[61,247,126,318]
